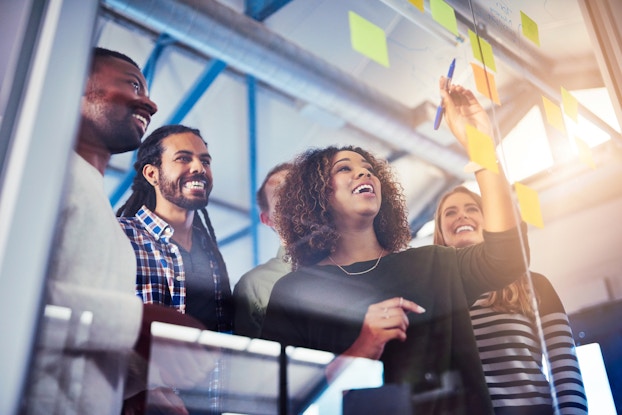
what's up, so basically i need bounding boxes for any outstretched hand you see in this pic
[343,297,425,360]
[439,77,493,149]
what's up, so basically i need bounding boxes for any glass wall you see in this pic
[5,0,621,414]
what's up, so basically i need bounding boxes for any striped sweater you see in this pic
[470,273,588,414]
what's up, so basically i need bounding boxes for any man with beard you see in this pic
[117,124,233,333]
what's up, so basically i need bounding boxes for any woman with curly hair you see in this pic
[261,81,528,414]
[434,186,587,414]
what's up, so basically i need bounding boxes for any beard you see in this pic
[158,170,210,211]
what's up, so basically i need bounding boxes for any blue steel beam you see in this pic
[142,33,176,89]
[247,75,260,265]
[245,0,293,21]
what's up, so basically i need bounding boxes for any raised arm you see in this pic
[439,79,517,233]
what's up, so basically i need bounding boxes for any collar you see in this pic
[136,205,174,243]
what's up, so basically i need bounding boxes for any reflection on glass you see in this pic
[23,305,93,415]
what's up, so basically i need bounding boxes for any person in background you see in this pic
[261,81,529,414]
[233,162,293,338]
[433,185,588,415]
[24,47,166,415]
[117,124,233,334]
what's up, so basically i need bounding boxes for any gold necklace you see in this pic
[328,248,384,276]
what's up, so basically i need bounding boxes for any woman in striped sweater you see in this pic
[433,185,588,415]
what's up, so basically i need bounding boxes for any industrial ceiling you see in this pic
[94,0,622,314]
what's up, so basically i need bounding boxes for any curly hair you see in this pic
[274,145,411,269]
[433,185,538,318]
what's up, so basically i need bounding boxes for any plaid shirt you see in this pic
[118,206,232,332]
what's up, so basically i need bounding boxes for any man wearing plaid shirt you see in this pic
[117,124,233,333]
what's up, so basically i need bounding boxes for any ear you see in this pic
[259,211,274,228]
[142,164,159,187]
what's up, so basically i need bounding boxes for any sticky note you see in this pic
[542,96,566,133]
[520,11,540,47]
[575,136,596,169]
[514,182,544,228]
[408,0,424,12]
[349,11,390,67]
[561,87,578,121]
[430,0,459,36]
[470,63,501,105]
[468,29,496,72]
[466,124,499,173]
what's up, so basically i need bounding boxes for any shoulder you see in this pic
[117,215,140,227]
[530,272,566,314]
[531,272,557,296]
[117,216,147,238]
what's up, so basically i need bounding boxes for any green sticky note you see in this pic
[349,11,390,68]
[561,87,578,121]
[468,29,496,72]
[542,96,566,133]
[430,0,459,36]
[515,182,544,228]
[408,0,425,12]
[520,11,540,47]
[466,124,499,174]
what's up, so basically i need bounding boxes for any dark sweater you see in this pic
[262,225,528,415]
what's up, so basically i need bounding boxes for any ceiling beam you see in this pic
[101,0,471,179]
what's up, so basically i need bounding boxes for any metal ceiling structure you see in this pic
[92,0,622,298]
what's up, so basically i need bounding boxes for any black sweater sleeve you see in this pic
[459,222,529,304]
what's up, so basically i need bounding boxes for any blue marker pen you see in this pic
[433,58,456,130]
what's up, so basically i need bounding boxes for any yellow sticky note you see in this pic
[514,182,544,228]
[349,11,390,67]
[561,87,578,121]
[470,63,501,105]
[575,136,596,169]
[430,0,459,36]
[466,124,499,173]
[542,96,566,133]
[468,29,496,72]
[520,11,540,47]
[408,0,424,12]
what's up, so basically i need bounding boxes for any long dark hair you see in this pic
[116,124,222,253]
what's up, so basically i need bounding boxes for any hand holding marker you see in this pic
[433,58,456,130]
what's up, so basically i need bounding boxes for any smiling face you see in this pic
[438,191,484,248]
[145,132,213,211]
[81,55,157,154]
[328,150,382,226]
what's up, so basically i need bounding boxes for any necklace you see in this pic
[328,248,384,276]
